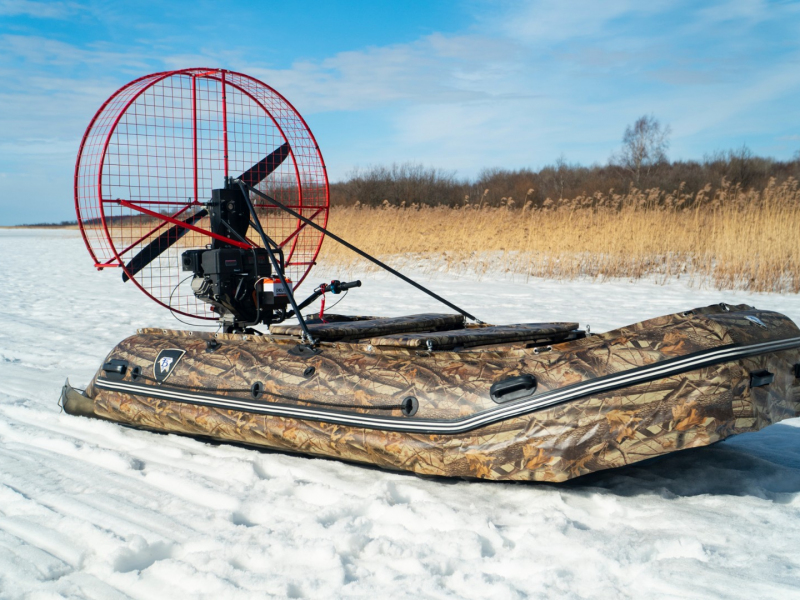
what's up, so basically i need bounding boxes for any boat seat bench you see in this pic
[369,322,580,350]
[271,314,579,348]
[269,313,465,341]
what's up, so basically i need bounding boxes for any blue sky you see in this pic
[1,0,799,225]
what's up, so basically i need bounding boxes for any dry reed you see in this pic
[317,178,800,293]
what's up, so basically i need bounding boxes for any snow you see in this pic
[2,228,800,599]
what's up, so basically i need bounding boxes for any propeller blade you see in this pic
[238,142,291,187]
[122,209,208,282]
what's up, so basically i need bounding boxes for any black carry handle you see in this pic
[490,375,537,404]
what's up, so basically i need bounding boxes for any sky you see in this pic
[1,0,799,225]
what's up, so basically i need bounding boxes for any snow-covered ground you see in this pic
[2,228,800,599]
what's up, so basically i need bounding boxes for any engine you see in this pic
[181,247,291,328]
[180,186,291,329]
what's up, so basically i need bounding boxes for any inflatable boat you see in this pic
[63,304,800,482]
[63,68,800,482]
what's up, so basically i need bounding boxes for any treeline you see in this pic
[329,149,800,208]
[19,219,78,227]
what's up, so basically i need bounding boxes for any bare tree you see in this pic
[617,115,671,184]
[548,155,570,200]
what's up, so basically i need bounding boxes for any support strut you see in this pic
[229,179,318,343]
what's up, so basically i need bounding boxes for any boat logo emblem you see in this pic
[153,348,186,383]
[745,316,768,329]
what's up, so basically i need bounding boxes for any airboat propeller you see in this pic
[75,68,329,320]
[121,142,293,281]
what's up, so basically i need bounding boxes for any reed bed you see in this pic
[318,178,800,293]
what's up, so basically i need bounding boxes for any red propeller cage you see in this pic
[74,68,329,319]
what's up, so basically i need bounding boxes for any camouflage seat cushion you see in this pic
[369,322,580,350]
[270,313,464,341]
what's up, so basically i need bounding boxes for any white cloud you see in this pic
[238,35,522,114]
[490,0,669,45]
[668,53,800,139]
[0,0,83,19]
[694,0,773,25]
[0,34,152,69]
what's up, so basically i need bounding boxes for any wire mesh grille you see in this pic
[74,69,329,319]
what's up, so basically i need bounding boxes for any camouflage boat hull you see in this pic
[63,304,800,482]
